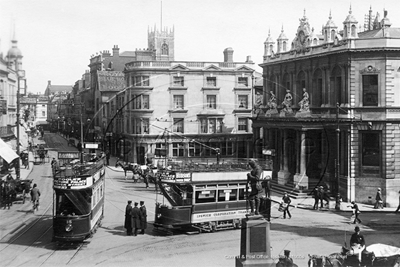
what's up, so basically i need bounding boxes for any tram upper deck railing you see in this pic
[54,156,105,179]
[163,158,272,173]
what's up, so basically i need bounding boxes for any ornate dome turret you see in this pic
[325,10,337,27]
[343,5,357,23]
[309,28,319,47]
[343,5,358,39]
[380,10,392,28]
[263,29,275,57]
[7,39,22,59]
[277,26,289,53]
[324,11,338,43]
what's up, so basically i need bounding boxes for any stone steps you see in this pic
[270,179,321,199]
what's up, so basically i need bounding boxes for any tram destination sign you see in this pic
[58,151,80,159]
[54,177,88,189]
[158,171,192,182]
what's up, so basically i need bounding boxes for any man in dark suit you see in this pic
[124,201,133,235]
[139,201,147,234]
[131,202,141,236]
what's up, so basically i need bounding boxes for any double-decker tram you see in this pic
[52,152,106,242]
[154,160,272,233]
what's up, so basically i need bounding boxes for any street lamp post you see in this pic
[336,102,340,195]
[15,64,25,180]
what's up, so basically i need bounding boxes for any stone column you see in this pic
[293,130,309,189]
[277,129,291,185]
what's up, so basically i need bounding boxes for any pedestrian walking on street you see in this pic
[139,201,147,234]
[124,200,133,236]
[318,186,327,209]
[312,187,320,210]
[374,188,384,209]
[30,183,40,212]
[349,201,362,224]
[335,193,342,211]
[281,192,292,219]
[395,190,400,213]
[105,150,110,166]
[131,202,141,236]
[51,158,59,176]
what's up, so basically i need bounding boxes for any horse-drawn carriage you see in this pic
[308,243,400,267]
[115,159,157,187]
[1,176,33,208]
[34,148,49,164]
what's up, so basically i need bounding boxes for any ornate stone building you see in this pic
[253,7,400,206]
[102,26,256,166]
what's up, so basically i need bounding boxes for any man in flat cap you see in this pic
[124,201,133,235]
[139,201,147,234]
[131,202,141,236]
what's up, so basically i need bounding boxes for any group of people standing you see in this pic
[124,200,147,236]
[312,185,330,210]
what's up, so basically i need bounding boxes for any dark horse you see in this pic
[1,180,16,209]
[115,159,143,180]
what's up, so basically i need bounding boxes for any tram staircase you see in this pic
[270,179,320,199]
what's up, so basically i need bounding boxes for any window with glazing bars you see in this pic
[173,76,184,87]
[206,95,216,109]
[173,95,184,109]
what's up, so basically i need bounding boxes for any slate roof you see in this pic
[359,28,400,38]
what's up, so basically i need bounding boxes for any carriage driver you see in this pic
[247,159,263,215]
[350,226,366,263]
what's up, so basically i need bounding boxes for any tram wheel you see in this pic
[211,222,217,233]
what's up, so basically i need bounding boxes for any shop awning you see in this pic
[0,138,19,163]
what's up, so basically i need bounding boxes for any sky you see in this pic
[1,0,399,94]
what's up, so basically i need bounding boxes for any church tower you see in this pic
[148,25,175,61]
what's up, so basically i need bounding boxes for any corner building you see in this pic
[109,26,256,166]
[253,8,400,206]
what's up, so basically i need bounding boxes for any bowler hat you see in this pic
[128,200,132,204]
[355,226,360,232]
[140,201,144,205]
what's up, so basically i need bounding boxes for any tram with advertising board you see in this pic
[52,151,106,242]
[154,159,272,233]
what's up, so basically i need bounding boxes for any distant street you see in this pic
[0,132,399,267]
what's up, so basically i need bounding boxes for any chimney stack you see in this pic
[112,45,120,56]
[223,47,234,62]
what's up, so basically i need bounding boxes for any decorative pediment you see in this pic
[203,64,222,71]
[235,65,254,72]
[170,64,190,71]
[360,65,380,74]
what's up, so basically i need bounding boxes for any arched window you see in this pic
[331,30,335,41]
[283,41,287,51]
[312,69,323,107]
[330,66,343,105]
[161,43,169,55]
[351,25,356,37]
[296,71,306,105]
[344,26,347,38]
[313,38,318,45]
